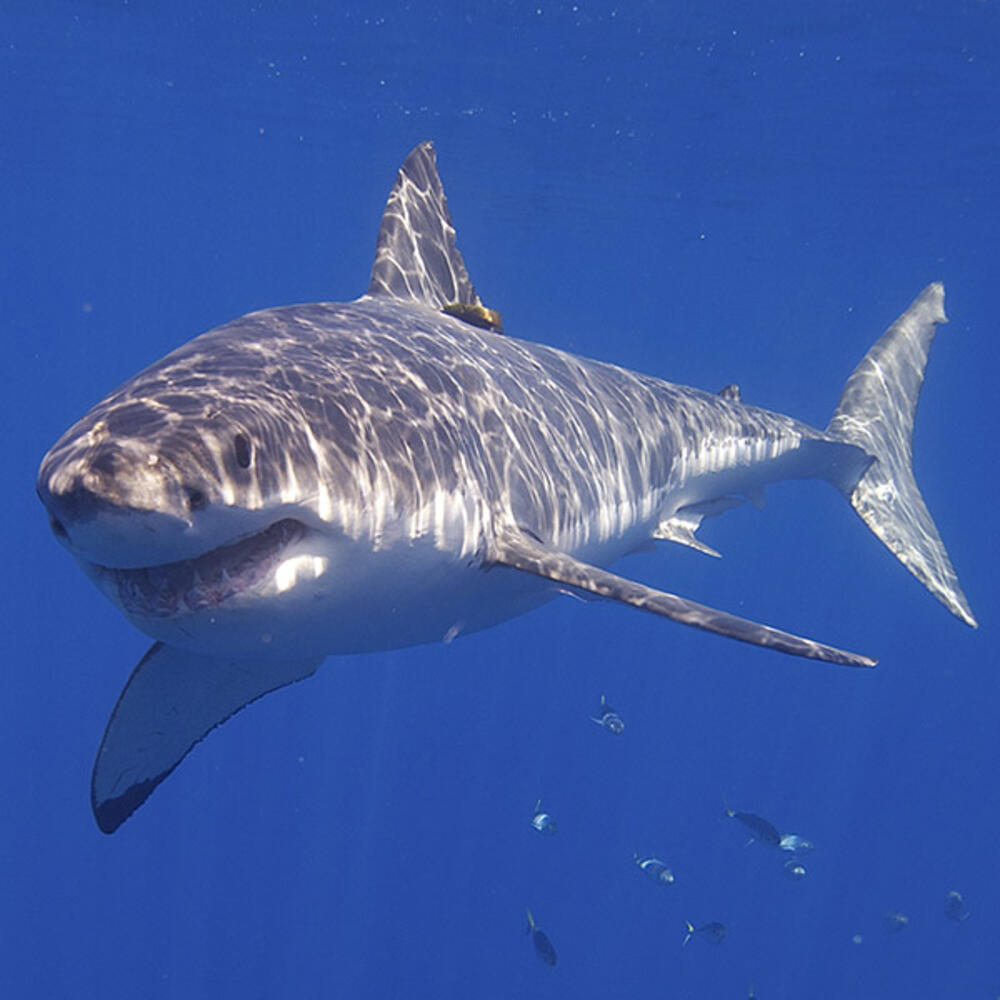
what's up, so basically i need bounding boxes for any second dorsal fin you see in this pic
[368,141,482,310]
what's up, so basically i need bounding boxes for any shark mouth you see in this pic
[98,518,308,618]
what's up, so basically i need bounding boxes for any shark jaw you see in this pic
[91,517,310,619]
[61,500,554,660]
[72,510,366,660]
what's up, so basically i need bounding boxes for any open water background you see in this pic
[2,2,998,996]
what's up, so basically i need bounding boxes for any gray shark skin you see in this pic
[37,142,975,833]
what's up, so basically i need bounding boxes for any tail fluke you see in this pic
[827,283,976,627]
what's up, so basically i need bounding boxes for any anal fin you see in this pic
[491,526,876,668]
[92,642,321,833]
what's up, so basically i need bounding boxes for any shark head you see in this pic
[37,142,516,665]
[36,313,345,652]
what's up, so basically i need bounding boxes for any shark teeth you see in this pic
[103,519,306,618]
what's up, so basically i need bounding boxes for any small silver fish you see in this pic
[633,853,674,885]
[530,799,558,836]
[778,833,813,854]
[526,908,557,966]
[944,890,970,922]
[883,911,909,934]
[683,920,727,946]
[590,694,624,734]
[725,805,780,847]
[783,858,807,880]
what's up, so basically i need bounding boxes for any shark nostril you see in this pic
[89,448,121,477]
[49,514,68,539]
[185,487,208,512]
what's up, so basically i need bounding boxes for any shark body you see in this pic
[37,142,975,832]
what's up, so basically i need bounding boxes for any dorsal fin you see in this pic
[368,141,482,310]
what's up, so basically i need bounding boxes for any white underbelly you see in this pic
[114,465,761,662]
[121,529,556,660]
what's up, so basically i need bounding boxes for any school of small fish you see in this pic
[523,695,969,988]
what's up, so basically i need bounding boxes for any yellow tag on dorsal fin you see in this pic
[442,302,504,333]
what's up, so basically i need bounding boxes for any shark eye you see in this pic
[186,487,208,512]
[233,433,252,469]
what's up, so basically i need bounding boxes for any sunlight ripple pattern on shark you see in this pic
[36,141,974,832]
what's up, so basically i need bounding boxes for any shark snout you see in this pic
[39,478,115,539]
[39,440,195,517]
[37,438,213,568]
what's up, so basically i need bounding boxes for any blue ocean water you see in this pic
[3,2,997,997]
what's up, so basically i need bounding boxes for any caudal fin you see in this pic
[827,283,976,627]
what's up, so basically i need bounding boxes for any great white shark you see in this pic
[37,142,975,833]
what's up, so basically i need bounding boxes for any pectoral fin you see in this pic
[92,642,321,833]
[491,526,876,668]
